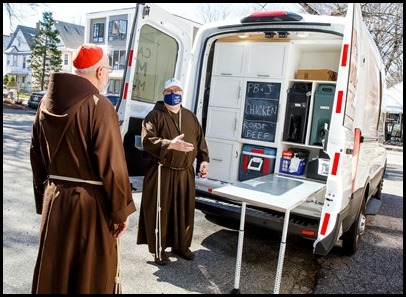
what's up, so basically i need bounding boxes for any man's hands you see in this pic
[169,134,194,152]
[112,216,129,239]
[167,134,208,178]
[199,161,209,178]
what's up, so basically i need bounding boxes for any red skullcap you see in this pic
[73,44,103,69]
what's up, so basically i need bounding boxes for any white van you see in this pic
[118,3,387,256]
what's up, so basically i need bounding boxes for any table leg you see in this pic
[273,209,291,294]
[231,201,246,294]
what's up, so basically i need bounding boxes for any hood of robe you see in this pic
[38,72,100,162]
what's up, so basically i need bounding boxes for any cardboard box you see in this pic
[296,69,338,81]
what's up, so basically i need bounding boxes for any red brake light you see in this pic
[250,11,288,18]
[241,11,303,23]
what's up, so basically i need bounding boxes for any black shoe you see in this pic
[154,251,170,266]
[172,248,195,260]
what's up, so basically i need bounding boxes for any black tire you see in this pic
[374,162,387,200]
[373,178,384,200]
[341,198,366,256]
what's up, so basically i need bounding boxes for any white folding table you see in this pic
[212,174,325,294]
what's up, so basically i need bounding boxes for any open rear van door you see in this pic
[314,3,367,256]
[117,3,197,189]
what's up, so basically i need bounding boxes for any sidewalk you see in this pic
[384,144,403,152]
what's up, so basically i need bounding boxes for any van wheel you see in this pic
[373,163,386,200]
[341,198,366,256]
[373,178,384,200]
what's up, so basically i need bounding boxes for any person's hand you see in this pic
[112,216,129,239]
[199,161,209,178]
[169,134,194,152]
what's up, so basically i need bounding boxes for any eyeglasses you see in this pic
[101,66,113,73]
[164,87,183,93]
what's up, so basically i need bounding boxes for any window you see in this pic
[64,54,68,66]
[108,20,127,40]
[131,24,178,103]
[13,55,17,67]
[93,23,105,43]
[110,50,127,70]
[22,56,26,69]
[108,79,122,95]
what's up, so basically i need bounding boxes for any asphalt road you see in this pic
[3,105,403,294]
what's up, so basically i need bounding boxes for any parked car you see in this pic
[106,94,120,107]
[27,90,47,109]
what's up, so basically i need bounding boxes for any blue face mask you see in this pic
[163,93,182,106]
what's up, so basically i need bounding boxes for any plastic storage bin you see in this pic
[279,157,306,176]
[278,147,309,176]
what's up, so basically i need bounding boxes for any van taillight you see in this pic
[241,11,303,23]
[301,229,316,237]
[250,11,288,17]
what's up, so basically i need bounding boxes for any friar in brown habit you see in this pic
[137,78,210,265]
[30,44,136,294]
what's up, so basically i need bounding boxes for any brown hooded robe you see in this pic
[137,101,209,258]
[30,73,136,294]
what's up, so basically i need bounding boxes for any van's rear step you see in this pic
[364,197,382,215]
[195,193,319,239]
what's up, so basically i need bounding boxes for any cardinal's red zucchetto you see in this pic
[73,44,103,69]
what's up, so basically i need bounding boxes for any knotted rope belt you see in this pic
[48,175,103,185]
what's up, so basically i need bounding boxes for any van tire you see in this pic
[341,198,366,256]
[373,178,384,200]
[373,163,386,200]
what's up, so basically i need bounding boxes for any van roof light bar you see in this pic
[241,11,303,23]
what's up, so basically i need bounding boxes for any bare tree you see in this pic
[197,3,402,87]
[196,4,236,23]
[298,3,403,87]
[3,3,47,32]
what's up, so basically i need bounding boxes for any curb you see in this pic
[385,147,403,152]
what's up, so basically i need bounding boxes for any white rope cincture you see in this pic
[114,238,122,294]
[48,174,103,185]
[155,163,163,260]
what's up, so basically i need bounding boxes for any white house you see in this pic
[3,34,12,78]
[4,21,84,92]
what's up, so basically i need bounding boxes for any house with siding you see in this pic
[84,7,136,95]
[84,6,200,96]
[4,21,84,92]
[3,34,12,78]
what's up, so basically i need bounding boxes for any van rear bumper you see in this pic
[195,193,319,239]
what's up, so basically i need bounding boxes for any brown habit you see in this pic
[137,102,209,256]
[30,73,136,294]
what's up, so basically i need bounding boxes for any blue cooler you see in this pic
[239,145,276,181]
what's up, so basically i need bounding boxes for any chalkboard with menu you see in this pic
[241,81,281,142]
